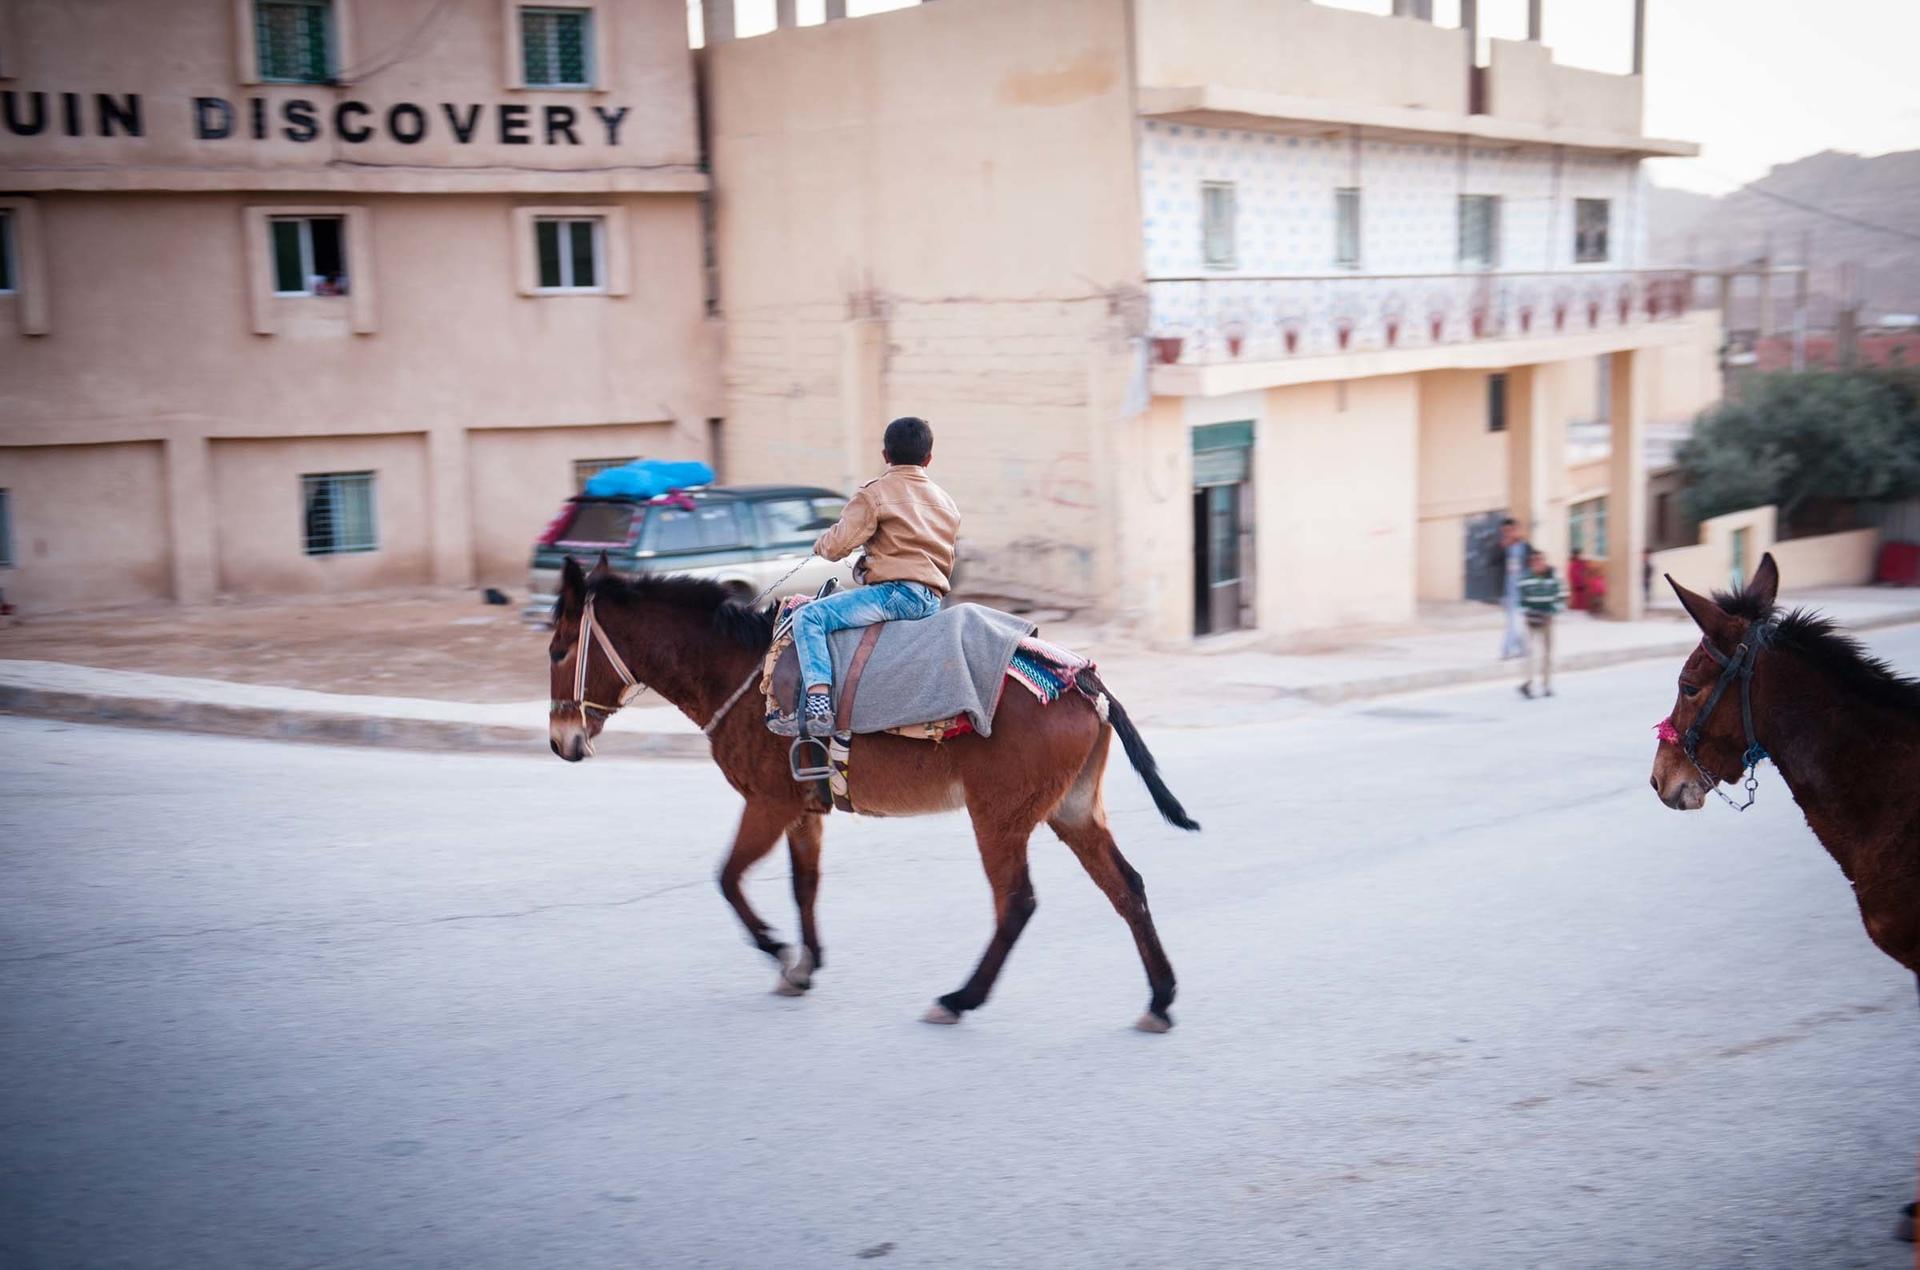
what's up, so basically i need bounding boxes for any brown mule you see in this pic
[1650,552,1920,973]
[547,556,1199,1031]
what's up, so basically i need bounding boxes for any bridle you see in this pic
[551,594,643,721]
[548,590,770,739]
[1656,620,1773,811]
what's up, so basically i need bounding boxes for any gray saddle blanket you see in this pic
[766,602,1036,738]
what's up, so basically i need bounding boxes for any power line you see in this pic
[1698,165,1920,246]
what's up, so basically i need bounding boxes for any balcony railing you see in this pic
[1146,269,1699,367]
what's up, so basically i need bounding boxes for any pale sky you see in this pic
[697,0,1920,195]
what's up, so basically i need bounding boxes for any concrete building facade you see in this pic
[705,0,1721,642]
[0,0,716,613]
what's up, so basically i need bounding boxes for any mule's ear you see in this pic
[558,556,586,616]
[1668,575,1740,649]
[588,551,613,582]
[1747,552,1780,611]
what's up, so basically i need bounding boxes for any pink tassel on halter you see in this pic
[1653,718,1681,745]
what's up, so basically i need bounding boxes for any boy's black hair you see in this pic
[1500,516,1518,528]
[883,416,934,466]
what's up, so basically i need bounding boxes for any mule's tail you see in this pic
[1078,669,1200,832]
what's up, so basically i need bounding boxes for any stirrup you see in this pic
[789,735,833,783]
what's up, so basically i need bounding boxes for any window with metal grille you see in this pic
[1201,182,1237,270]
[0,488,12,568]
[302,472,377,556]
[0,211,14,294]
[1334,187,1362,269]
[270,216,348,296]
[1569,497,1609,557]
[522,7,593,88]
[1487,372,1508,433]
[1574,198,1611,263]
[573,456,636,491]
[1458,194,1500,269]
[256,0,334,84]
[535,217,602,291]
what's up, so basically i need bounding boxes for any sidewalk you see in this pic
[3,586,1918,753]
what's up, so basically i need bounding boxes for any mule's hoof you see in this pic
[921,1003,962,1025]
[776,946,814,995]
[1134,1011,1173,1033]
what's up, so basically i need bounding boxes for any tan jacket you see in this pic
[814,465,961,593]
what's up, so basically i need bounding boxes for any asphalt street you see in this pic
[3,630,1917,1269]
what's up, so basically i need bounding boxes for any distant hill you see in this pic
[1647,149,1920,330]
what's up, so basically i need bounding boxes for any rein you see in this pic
[552,555,818,737]
[1658,621,1773,811]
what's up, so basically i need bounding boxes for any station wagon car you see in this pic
[525,484,856,622]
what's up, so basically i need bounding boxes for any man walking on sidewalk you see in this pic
[1517,548,1566,700]
[1497,518,1530,660]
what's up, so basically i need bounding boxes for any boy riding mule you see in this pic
[1651,553,1919,974]
[548,555,1200,1031]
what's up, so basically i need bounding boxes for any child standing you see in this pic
[793,416,961,738]
[1517,549,1566,699]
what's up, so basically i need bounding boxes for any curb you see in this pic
[0,684,711,760]
[7,610,1919,752]
[1288,609,1920,705]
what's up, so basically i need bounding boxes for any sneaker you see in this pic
[1518,683,1533,699]
[802,690,834,737]
[1544,686,1555,698]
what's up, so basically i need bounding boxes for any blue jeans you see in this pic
[793,580,942,692]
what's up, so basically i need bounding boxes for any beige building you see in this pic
[705,0,1721,641]
[0,0,715,613]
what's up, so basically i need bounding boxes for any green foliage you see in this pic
[1677,370,1920,530]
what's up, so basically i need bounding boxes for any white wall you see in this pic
[1140,122,1645,279]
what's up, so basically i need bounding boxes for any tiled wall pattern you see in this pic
[1140,121,1658,358]
[1141,121,1644,277]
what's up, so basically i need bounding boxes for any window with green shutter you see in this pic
[256,0,334,84]
[534,217,603,291]
[522,7,593,88]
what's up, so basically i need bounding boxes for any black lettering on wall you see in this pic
[442,102,482,144]
[387,102,427,144]
[498,103,530,145]
[543,105,579,145]
[282,99,320,142]
[250,96,268,140]
[592,105,630,146]
[334,101,372,143]
[60,92,82,137]
[193,96,233,140]
[3,90,47,136]
[95,93,143,138]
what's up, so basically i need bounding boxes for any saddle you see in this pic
[763,585,1090,815]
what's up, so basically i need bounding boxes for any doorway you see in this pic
[1464,509,1507,602]
[1192,422,1255,636]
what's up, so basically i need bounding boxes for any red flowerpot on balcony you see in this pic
[1519,307,1533,333]
[1617,292,1631,324]
[1385,319,1400,346]
[1226,332,1245,358]
[1283,328,1299,354]
[1429,316,1445,342]
[1151,336,1184,365]
[1470,311,1486,338]
[1336,324,1353,350]
[1554,305,1568,331]
[1587,301,1601,326]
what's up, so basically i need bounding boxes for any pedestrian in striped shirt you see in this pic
[1517,549,1567,700]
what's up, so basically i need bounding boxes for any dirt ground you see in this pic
[0,590,554,702]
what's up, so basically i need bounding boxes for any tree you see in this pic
[1677,370,1920,534]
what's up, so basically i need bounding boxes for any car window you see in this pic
[811,498,846,527]
[557,501,639,547]
[645,503,746,554]
[756,499,818,548]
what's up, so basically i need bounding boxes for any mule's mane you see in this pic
[1713,585,1920,714]
[587,573,775,650]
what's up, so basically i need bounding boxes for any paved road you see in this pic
[3,631,1917,1270]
